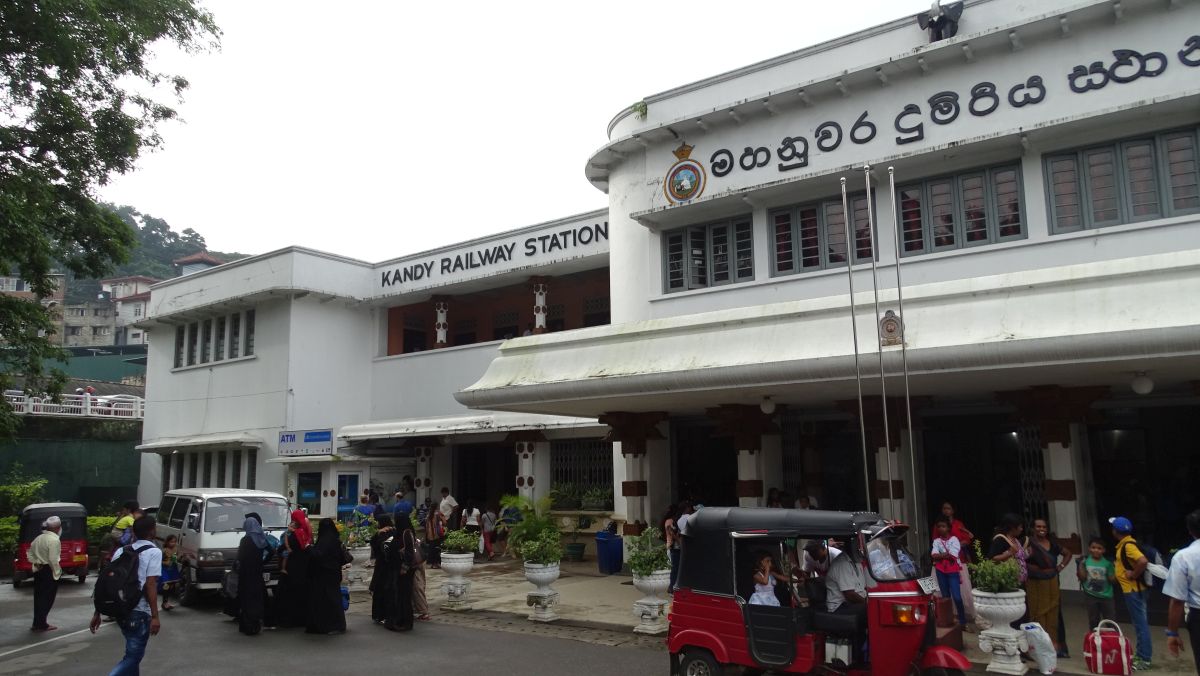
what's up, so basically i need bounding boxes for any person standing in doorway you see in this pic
[439,487,459,531]
[1027,518,1072,656]
[1110,516,1153,670]
[90,515,162,675]
[1163,509,1200,672]
[29,516,62,632]
[931,517,967,631]
[481,504,497,561]
[941,502,976,625]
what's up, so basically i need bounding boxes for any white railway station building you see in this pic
[139,0,1200,574]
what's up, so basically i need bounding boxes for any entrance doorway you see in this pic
[454,443,518,510]
[336,472,362,521]
[672,421,738,507]
[922,415,1026,538]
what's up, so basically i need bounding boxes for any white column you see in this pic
[531,441,551,502]
[737,447,762,508]
[760,433,782,500]
[414,446,433,506]
[611,445,629,522]
[430,446,452,499]
[532,279,548,334]
[1044,437,1082,591]
[516,441,536,499]
[433,299,449,347]
[645,433,671,533]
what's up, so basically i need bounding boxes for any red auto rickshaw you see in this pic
[669,507,970,676]
[12,502,90,587]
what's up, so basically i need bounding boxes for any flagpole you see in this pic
[888,165,921,543]
[840,177,872,511]
[862,165,894,517]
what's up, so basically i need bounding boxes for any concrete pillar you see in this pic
[531,441,551,503]
[706,404,777,509]
[430,446,452,499]
[736,447,763,508]
[598,412,669,534]
[1043,438,1083,591]
[760,433,783,502]
[622,445,649,531]
[433,296,450,348]
[413,446,433,506]
[645,432,671,530]
[515,440,537,500]
[531,277,549,334]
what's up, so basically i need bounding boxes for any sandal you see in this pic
[417,614,432,621]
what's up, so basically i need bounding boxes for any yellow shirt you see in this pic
[1114,535,1146,593]
[29,530,62,580]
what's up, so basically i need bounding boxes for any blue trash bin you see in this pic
[595,530,624,575]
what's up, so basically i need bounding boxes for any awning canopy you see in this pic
[338,411,602,443]
[137,432,263,455]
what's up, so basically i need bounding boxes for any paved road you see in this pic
[0,578,667,675]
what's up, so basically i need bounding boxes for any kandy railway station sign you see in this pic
[376,219,609,295]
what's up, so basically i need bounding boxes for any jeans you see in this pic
[32,566,58,629]
[935,568,966,627]
[668,549,680,591]
[110,611,150,676]
[1122,588,1152,663]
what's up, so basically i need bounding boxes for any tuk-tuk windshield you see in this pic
[865,532,920,582]
[20,515,86,542]
[204,496,289,532]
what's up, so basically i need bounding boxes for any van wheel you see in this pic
[177,568,200,607]
[680,649,722,676]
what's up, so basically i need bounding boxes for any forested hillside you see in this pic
[65,205,249,303]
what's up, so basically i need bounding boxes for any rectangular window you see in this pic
[161,457,172,497]
[492,310,519,340]
[773,212,794,273]
[133,305,142,317]
[1048,127,1200,232]
[92,326,102,336]
[550,440,614,491]
[187,322,199,366]
[168,495,189,528]
[157,496,175,527]
[200,319,212,364]
[894,164,1025,257]
[583,297,610,327]
[1163,132,1200,212]
[216,451,227,488]
[244,310,255,356]
[173,456,183,490]
[453,319,477,346]
[214,316,226,361]
[187,453,199,488]
[202,452,213,487]
[246,449,257,489]
[229,313,241,359]
[231,449,242,489]
[663,216,753,292]
[174,326,185,368]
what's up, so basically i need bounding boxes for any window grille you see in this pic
[1047,126,1200,232]
[1016,426,1049,525]
[550,440,613,490]
[663,216,754,292]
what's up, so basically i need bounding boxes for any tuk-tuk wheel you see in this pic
[77,573,87,584]
[679,649,721,676]
[12,576,23,589]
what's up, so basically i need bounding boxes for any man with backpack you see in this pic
[90,515,162,675]
[1164,509,1200,672]
[1110,516,1153,670]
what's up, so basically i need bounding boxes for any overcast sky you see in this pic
[100,0,925,262]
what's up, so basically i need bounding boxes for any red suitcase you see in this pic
[1083,620,1132,675]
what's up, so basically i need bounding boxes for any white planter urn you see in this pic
[439,552,475,611]
[631,569,671,635]
[524,561,561,623]
[973,590,1029,675]
[345,546,372,590]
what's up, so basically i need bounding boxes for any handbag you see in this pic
[411,533,426,565]
[340,545,353,566]
[1084,619,1132,675]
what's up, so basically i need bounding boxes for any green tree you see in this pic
[0,1,220,439]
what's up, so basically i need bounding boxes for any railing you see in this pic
[3,390,145,420]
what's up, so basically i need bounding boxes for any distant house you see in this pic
[173,252,223,277]
[62,297,115,347]
[0,273,66,345]
[101,276,160,345]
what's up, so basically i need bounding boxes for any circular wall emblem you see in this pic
[664,142,706,204]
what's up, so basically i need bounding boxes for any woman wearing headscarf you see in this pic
[237,516,270,635]
[276,509,313,628]
[384,516,416,632]
[306,518,347,635]
[369,515,395,624]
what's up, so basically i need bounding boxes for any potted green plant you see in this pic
[550,483,580,510]
[338,517,378,590]
[967,540,1026,672]
[440,528,478,610]
[627,526,671,633]
[580,486,612,511]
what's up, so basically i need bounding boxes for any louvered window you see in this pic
[662,216,754,292]
[897,164,1025,256]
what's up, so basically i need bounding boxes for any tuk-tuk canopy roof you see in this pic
[687,507,884,538]
[21,502,87,518]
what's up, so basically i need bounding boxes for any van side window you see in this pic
[168,497,190,529]
[157,497,176,526]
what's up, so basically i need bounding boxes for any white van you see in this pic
[154,488,290,605]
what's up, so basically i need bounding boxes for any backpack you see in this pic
[94,543,153,619]
[1118,540,1161,589]
[263,533,281,562]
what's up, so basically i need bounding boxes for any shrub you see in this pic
[520,528,563,565]
[87,516,118,547]
[0,516,18,553]
[968,540,1022,593]
[442,528,478,555]
[627,526,670,576]
[0,463,48,517]
[500,494,556,559]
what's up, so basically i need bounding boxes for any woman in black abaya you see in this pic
[306,518,347,635]
[384,517,416,632]
[276,509,312,628]
[369,515,395,624]
[237,516,269,635]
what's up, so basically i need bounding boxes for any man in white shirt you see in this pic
[825,550,868,614]
[90,516,162,674]
[439,487,459,527]
[1164,509,1200,671]
[29,515,62,632]
[802,540,842,577]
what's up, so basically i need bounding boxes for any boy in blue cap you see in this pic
[1110,516,1152,670]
